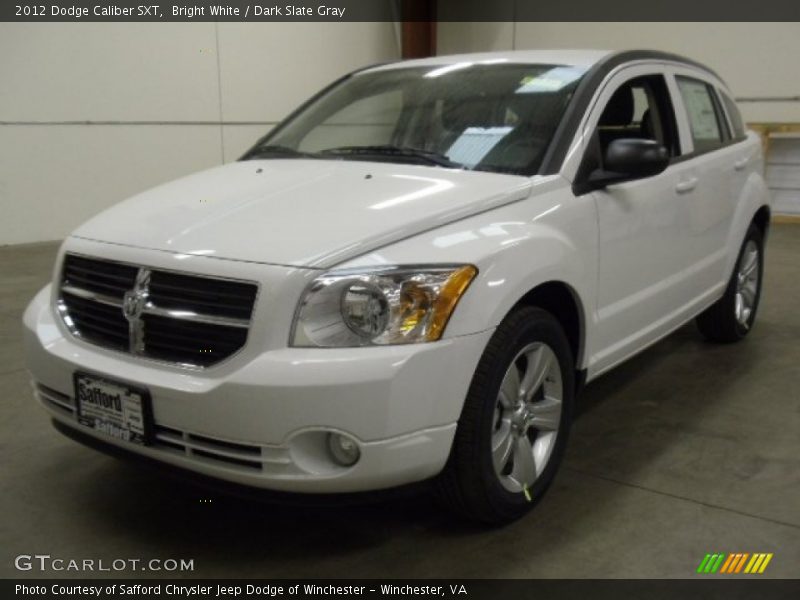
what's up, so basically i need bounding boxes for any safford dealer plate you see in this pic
[74,372,152,445]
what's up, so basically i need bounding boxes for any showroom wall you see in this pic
[437,22,800,123]
[0,23,399,245]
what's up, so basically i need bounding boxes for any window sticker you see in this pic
[679,80,720,141]
[447,127,513,167]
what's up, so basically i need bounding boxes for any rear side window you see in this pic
[676,76,729,153]
[719,91,746,140]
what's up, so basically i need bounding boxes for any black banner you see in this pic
[4,579,800,600]
[3,0,800,22]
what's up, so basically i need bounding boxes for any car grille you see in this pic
[58,254,258,367]
[36,383,75,416]
[153,425,266,471]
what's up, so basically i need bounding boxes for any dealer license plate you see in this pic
[74,373,152,445]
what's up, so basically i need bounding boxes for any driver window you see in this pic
[597,75,679,162]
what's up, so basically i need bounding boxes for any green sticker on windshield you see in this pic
[517,66,585,93]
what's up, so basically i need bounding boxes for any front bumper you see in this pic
[24,283,493,493]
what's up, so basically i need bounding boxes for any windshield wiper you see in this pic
[319,145,464,169]
[241,145,318,160]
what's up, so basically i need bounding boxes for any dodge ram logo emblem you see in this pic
[122,289,147,320]
[122,268,151,354]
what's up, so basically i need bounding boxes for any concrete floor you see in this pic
[1,227,798,579]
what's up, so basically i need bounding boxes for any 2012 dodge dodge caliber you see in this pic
[24,50,770,523]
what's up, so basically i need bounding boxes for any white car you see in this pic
[24,49,770,523]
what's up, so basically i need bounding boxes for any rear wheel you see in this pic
[696,224,764,343]
[436,306,575,524]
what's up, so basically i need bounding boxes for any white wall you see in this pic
[0,23,399,245]
[438,22,800,123]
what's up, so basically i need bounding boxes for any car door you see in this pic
[668,69,741,296]
[578,66,706,376]
[716,86,755,207]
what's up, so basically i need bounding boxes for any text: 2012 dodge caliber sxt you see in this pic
[24,50,770,523]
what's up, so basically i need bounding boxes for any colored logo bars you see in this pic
[697,553,774,574]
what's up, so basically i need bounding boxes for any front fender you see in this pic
[338,181,598,369]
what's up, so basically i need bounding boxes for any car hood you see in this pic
[72,159,533,268]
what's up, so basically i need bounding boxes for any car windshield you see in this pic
[242,62,587,176]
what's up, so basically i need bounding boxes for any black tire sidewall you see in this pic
[475,308,575,520]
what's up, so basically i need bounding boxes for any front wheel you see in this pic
[436,306,575,524]
[696,224,764,343]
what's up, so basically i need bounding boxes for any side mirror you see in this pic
[588,138,670,189]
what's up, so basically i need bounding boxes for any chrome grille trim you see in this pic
[62,285,125,308]
[61,284,250,328]
[58,254,258,368]
[140,304,250,328]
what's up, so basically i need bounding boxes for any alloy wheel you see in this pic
[491,342,563,493]
[735,240,760,328]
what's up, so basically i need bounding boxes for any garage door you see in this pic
[766,136,800,215]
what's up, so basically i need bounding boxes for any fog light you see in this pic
[327,432,360,466]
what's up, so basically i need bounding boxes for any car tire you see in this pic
[696,224,764,343]
[436,306,575,524]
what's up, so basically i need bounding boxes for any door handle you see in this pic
[734,158,749,171]
[675,178,698,194]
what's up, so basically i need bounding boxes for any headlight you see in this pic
[291,265,477,347]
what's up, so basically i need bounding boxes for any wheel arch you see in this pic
[510,280,586,370]
[723,168,772,279]
[752,204,771,238]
